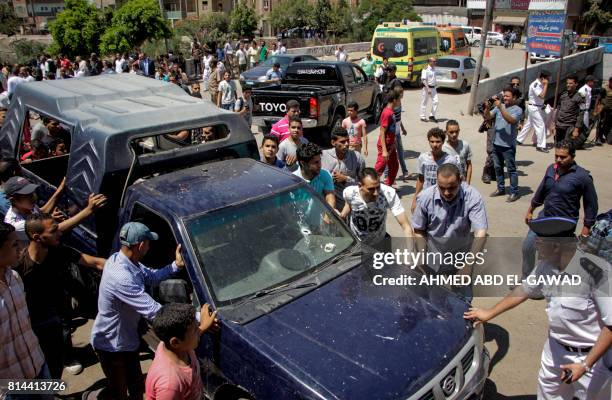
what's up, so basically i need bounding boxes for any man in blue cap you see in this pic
[90,222,184,400]
[465,219,612,400]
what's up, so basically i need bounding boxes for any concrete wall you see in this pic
[286,42,371,58]
[472,47,604,112]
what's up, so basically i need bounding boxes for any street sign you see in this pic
[526,11,565,56]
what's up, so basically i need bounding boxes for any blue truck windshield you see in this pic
[186,187,355,305]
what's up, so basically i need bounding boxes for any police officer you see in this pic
[517,70,550,152]
[465,219,612,400]
[420,57,438,122]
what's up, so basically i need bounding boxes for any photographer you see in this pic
[484,86,523,203]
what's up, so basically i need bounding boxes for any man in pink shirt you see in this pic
[146,303,218,400]
[270,99,300,142]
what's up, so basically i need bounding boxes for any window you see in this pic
[129,204,193,304]
[19,110,70,188]
[339,64,355,85]
[372,38,408,58]
[413,37,438,57]
[186,0,196,12]
[464,58,475,69]
[352,66,367,84]
[185,186,355,305]
[133,124,230,156]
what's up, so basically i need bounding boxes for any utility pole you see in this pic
[467,0,494,115]
[552,4,569,109]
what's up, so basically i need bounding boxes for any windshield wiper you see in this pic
[252,282,318,299]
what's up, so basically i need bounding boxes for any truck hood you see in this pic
[241,66,275,81]
[243,266,472,399]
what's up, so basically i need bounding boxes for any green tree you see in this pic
[100,0,171,54]
[313,0,331,33]
[357,0,420,38]
[199,12,230,43]
[270,0,313,31]
[49,0,104,58]
[329,0,351,38]
[230,3,259,38]
[0,3,20,36]
[10,39,48,63]
[583,0,612,34]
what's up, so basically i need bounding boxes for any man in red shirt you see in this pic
[270,99,300,143]
[374,91,401,185]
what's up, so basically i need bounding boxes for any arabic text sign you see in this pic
[527,11,565,56]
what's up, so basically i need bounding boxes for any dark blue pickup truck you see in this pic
[0,75,488,400]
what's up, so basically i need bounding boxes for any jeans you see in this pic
[395,130,408,174]
[491,144,518,195]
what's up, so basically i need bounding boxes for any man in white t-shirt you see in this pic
[7,66,27,96]
[578,75,595,129]
[341,168,413,246]
[335,46,348,62]
[235,43,248,74]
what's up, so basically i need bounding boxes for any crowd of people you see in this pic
[0,44,610,400]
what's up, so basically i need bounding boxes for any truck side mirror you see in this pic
[158,279,190,304]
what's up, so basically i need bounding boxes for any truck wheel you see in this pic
[495,40,502,46]
[368,96,382,123]
[530,59,536,64]
[459,80,468,94]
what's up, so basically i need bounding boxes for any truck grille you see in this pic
[416,345,476,400]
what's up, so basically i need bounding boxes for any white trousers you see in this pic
[537,337,612,400]
[420,87,438,118]
[517,104,547,149]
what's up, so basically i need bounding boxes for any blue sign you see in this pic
[526,11,566,56]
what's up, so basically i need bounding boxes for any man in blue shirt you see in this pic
[265,62,282,82]
[90,222,184,400]
[484,86,523,202]
[521,139,598,277]
[293,142,336,211]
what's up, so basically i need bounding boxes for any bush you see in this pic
[9,39,48,64]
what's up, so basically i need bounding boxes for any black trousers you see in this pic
[597,108,611,143]
[482,126,496,179]
[95,349,144,400]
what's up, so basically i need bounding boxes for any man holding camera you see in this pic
[484,86,523,202]
[518,70,550,153]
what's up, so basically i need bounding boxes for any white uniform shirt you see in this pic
[421,65,436,87]
[578,84,592,126]
[342,184,404,245]
[335,50,348,62]
[528,79,545,106]
[522,249,612,348]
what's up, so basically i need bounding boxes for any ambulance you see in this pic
[371,22,441,85]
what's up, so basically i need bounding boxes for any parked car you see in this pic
[435,55,490,93]
[240,54,318,88]
[251,60,382,144]
[576,35,601,51]
[486,31,505,46]
[461,26,483,47]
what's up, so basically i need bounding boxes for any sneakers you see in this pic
[429,116,438,123]
[64,360,83,375]
[536,147,549,153]
[490,189,506,197]
[420,117,428,122]
[482,175,491,184]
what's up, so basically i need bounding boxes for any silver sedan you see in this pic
[435,56,491,93]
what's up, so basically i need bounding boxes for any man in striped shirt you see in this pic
[0,222,50,397]
[270,99,300,143]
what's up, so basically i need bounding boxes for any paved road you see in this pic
[59,47,611,399]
